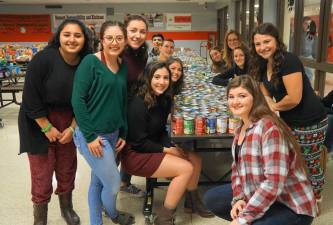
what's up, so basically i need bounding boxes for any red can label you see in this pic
[195,116,206,135]
[173,115,184,135]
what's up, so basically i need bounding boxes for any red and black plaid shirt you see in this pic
[231,118,317,225]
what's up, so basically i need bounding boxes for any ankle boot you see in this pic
[184,190,215,218]
[33,203,48,225]
[58,192,80,225]
[154,206,176,225]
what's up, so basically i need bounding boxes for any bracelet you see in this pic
[69,126,75,133]
[41,123,53,133]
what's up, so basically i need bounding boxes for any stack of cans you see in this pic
[172,49,242,135]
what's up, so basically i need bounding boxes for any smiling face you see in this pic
[169,61,183,82]
[101,26,126,57]
[227,33,240,50]
[151,67,170,96]
[233,48,246,68]
[209,49,222,63]
[126,20,147,49]
[159,40,175,59]
[59,23,85,55]
[253,34,277,60]
[228,86,253,120]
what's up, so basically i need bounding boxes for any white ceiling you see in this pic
[0,0,220,4]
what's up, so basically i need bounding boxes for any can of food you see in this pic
[195,115,206,135]
[173,115,184,135]
[184,116,195,135]
[206,116,217,134]
[228,117,241,134]
[217,115,228,134]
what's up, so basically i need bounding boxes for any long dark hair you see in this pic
[124,14,149,60]
[138,62,171,109]
[166,57,184,95]
[250,23,286,86]
[223,30,244,69]
[227,75,304,170]
[47,18,92,58]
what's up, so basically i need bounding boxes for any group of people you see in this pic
[17,13,330,225]
[18,15,211,225]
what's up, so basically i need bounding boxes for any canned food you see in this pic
[228,117,241,134]
[173,115,184,135]
[217,116,228,134]
[206,116,217,134]
[195,115,206,135]
[184,117,195,135]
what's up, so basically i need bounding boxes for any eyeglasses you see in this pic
[153,38,163,42]
[103,35,125,43]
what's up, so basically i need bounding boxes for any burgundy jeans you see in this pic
[28,109,77,204]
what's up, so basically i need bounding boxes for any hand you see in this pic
[45,127,61,143]
[115,138,126,154]
[230,200,246,220]
[265,96,276,112]
[58,127,73,144]
[88,137,104,157]
[163,147,188,158]
[229,219,241,225]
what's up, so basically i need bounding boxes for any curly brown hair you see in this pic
[249,23,286,87]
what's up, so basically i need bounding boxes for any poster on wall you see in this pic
[0,14,51,42]
[53,14,106,30]
[126,13,164,28]
[166,13,192,31]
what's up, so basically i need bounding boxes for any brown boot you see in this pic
[58,193,80,225]
[184,190,215,218]
[154,206,176,225]
[33,203,48,225]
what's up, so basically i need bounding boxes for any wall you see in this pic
[0,2,218,53]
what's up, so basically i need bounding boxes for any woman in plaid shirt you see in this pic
[204,75,317,225]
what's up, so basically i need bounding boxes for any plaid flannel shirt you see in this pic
[231,118,317,225]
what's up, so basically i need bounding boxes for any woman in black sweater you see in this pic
[18,18,92,225]
[121,62,213,225]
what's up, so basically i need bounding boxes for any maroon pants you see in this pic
[28,109,77,204]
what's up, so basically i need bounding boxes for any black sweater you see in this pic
[212,64,249,86]
[322,90,333,114]
[18,47,78,154]
[127,95,172,153]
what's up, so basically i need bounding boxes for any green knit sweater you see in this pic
[72,54,128,142]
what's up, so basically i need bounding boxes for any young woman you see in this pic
[223,30,245,70]
[71,21,134,225]
[121,62,213,225]
[212,45,250,86]
[166,57,184,96]
[209,46,226,73]
[121,14,149,197]
[18,18,91,225]
[204,75,317,225]
[250,23,327,207]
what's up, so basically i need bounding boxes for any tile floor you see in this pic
[0,99,332,225]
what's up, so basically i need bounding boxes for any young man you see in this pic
[149,33,164,58]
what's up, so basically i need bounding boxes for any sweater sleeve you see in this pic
[128,97,164,153]
[22,50,49,119]
[71,55,97,143]
[119,69,128,139]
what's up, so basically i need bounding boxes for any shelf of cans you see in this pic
[172,49,241,136]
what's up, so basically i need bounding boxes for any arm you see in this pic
[260,82,275,112]
[231,161,245,206]
[271,72,302,112]
[237,125,290,225]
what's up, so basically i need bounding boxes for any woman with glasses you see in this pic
[71,21,134,225]
[223,30,247,70]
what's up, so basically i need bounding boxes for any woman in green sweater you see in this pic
[71,21,133,225]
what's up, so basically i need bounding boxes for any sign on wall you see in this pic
[53,14,106,30]
[0,14,51,42]
[166,13,192,31]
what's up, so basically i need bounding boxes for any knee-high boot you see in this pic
[58,192,80,225]
[33,203,48,225]
[184,190,215,218]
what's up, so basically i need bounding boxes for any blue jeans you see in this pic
[324,114,333,153]
[73,128,120,225]
[203,184,314,225]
